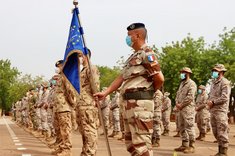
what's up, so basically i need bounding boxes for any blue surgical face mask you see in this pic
[126,36,133,47]
[198,89,202,94]
[180,73,186,80]
[51,80,56,86]
[211,71,219,79]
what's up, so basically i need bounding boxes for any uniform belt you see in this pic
[123,90,154,100]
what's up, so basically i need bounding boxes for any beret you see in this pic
[127,23,145,31]
[55,60,63,67]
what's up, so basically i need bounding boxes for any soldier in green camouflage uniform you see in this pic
[175,67,197,154]
[207,64,231,156]
[95,23,164,156]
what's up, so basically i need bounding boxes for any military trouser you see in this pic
[206,113,211,131]
[41,108,49,132]
[76,106,99,156]
[162,112,170,131]
[36,108,42,130]
[196,110,209,134]
[58,111,72,151]
[152,112,161,140]
[211,111,229,148]
[101,106,110,133]
[71,109,78,130]
[53,112,62,146]
[175,112,180,132]
[47,109,54,136]
[124,99,154,156]
[179,108,195,142]
[112,108,121,132]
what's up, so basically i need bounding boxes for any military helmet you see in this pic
[198,85,206,90]
[212,64,227,72]
[180,67,192,74]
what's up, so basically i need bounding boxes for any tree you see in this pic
[98,66,121,90]
[0,59,19,111]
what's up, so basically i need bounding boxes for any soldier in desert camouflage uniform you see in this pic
[207,64,231,156]
[95,23,164,156]
[161,92,171,136]
[48,75,62,149]
[51,60,76,156]
[35,85,43,137]
[109,90,121,138]
[75,51,100,156]
[47,79,56,140]
[174,67,197,154]
[195,85,209,141]
[100,87,111,135]
[40,82,50,138]
[173,106,180,137]
[152,90,163,147]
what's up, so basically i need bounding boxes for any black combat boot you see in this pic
[199,133,206,141]
[173,131,180,137]
[196,133,202,140]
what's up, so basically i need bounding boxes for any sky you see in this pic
[0,0,234,79]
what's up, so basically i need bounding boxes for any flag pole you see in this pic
[72,1,112,156]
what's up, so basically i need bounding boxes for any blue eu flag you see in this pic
[62,8,86,94]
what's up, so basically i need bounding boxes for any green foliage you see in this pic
[0,59,45,111]
[8,74,44,107]
[98,66,121,89]
[0,59,19,111]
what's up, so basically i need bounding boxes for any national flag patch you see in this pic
[147,55,155,62]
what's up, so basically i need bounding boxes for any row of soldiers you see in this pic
[12,22,232,156]
[12,51,98,156]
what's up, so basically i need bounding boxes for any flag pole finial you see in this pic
[73,0,78,7]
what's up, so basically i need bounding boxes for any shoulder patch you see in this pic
[147,54,157,63]
[147,54,156,62]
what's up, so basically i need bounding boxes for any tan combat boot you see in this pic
[152,138,160,147]
[183,141,195,154]
[117,133,125,141]
[51,148,62,155]
[214,146,228,156]
[174,141,188,152]
[57,149,71,156]
[108,131,116,137]
[113,131,122,138]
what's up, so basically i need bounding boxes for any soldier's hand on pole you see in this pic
[93,92,106,101]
